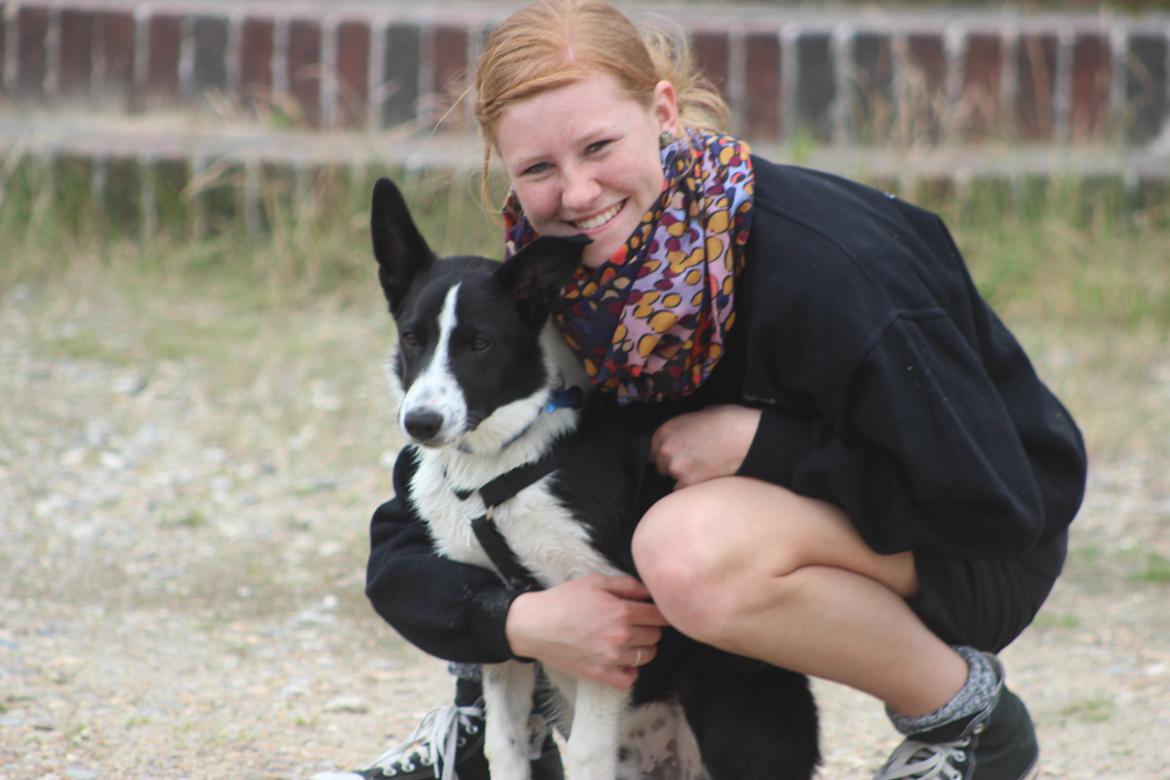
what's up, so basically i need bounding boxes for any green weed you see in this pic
[1135,552,1170,585]
[40,333,131,366]
[1060,696,1115,724]
[1033,612,1082,630]
[162,511,209,530]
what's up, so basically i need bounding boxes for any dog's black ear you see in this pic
[494,235,590,330]
[370,177,434,314]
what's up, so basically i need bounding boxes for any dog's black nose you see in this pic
[404,410,444,442]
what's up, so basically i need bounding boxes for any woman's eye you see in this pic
[471,335,491,352]
[522,162,551,176]
[400,330,420,349]
[586,139,612,154]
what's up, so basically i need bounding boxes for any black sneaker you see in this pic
[873,654,1040,780]
[311,701,564,780]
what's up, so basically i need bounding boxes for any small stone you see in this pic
[324,695,369,714]
[115,375,149,396]
[99,451,126,470]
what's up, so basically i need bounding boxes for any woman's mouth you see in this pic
[570,200,625,231]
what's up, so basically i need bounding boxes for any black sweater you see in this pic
[364,158,1088,663]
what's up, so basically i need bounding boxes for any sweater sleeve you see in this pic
[364,447,524,663]
[739,311,1086,560]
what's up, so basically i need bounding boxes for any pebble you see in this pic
[324,695,369,714]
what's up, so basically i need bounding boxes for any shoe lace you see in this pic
[369,702,484,780]
[874,737,971,780]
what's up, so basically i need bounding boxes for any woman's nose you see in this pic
[561,167,601,212]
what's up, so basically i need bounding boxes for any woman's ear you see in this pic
[653,80,680,135]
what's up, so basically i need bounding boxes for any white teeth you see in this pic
[572,202,622,230]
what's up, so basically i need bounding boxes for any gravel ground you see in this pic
[1,269,1167,779]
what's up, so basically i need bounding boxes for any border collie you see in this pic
[370,177,819,780]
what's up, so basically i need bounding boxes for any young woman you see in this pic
[317,2,1087,779]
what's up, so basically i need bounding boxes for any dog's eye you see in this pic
[400,330,420,350]
[471,335,491,352]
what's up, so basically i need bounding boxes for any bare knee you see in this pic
[632,486,784,644]
[631,489,718,598]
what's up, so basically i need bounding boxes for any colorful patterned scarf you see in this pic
[504,130,754,404]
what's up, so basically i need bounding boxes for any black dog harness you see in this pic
[449,387,588,592]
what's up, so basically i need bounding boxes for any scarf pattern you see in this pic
[504,130,754,403]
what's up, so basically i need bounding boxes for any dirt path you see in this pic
[1,272,1167,779]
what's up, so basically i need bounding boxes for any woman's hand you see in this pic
[505,574,668,690]
[650,405,762,489]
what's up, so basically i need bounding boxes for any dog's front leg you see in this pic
[567,681,630,780]
[482,661,538,780]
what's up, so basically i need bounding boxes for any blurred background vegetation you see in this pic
[2,151,1166,326]
[2,147,1167,462]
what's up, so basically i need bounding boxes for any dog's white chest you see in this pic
[409,453,621,586]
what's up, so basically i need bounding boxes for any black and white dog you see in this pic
[370,177,819,780]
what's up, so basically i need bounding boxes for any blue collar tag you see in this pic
[545,385,585,413]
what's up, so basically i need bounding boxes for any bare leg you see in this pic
[631,477,969,717]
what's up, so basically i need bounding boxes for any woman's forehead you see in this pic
[496,74,645,142]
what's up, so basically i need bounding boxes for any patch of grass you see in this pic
[1033,612,1082,631]
[3,151,1169,471]
[1060,695,1115,724]
[2,695,35,709]
[1071,543,1105,568]
[161,511,209,530]
[4,150,1167,331]
[39,332,131,366]
[1134,552,1170,585]
[64,719,89,742]
[942,177,1170,330]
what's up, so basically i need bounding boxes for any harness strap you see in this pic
[462,427,587,592]
[478,446,568,509]
[471,514,540,592]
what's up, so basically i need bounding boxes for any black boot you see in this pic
[872,653,1039,780]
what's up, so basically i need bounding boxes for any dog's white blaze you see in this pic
[399,284,467,444]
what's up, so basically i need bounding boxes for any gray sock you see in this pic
[888,646,999,736]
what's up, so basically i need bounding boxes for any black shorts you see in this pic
[908,531,1066,653]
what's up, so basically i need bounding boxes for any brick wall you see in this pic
[2,1,1168,147]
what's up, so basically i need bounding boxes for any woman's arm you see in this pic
[366,447,669,684]
[736,313,1086,560]
[650,404,762,489]
[364,448,522,663]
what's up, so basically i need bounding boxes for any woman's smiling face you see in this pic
[494,71,679,269]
